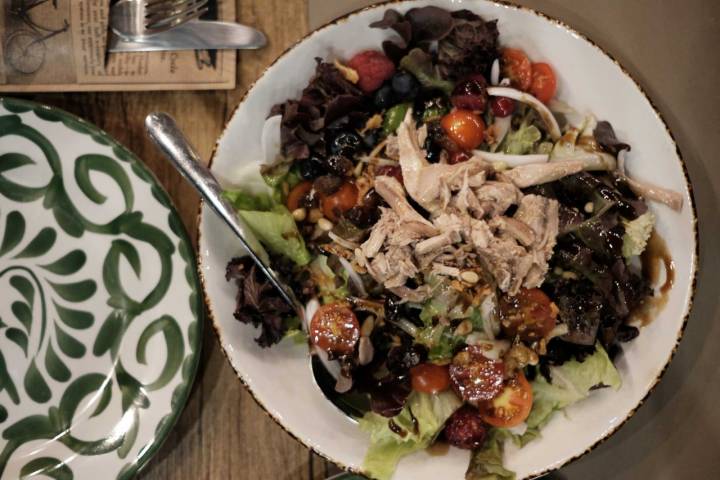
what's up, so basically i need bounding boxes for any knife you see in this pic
[108,20,266,52]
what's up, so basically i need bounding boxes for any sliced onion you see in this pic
[488,86,562,140]
[261,114,283,165]
[335,373,353,393]
[617,149,627,175]
[490,58,500,85]
[480,294,499,339]
[358,337,374,366]
[624,176,684,211]
[328,231,359,250]
[338,256,367,297]
[489,115,512,151]
[473,150,549,167]
[304,298,319,331]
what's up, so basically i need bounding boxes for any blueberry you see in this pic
[298,156,326,180]
[374,84,395,109]
[330,131,363,156]
[391,71,419,101]
[423,129,443,163]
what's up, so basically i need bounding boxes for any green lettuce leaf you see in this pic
[466,429,516,480]
[308,255,349,303]
[359,391,462,480]
[238,208,311,266]
[399,49,455,96]
[503,122,542,155]
[223,189,275,211]
[224,189,311,266]
[622,212,655,258]
[525,344,621,432]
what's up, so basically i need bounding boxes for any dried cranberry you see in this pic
[376,165,403,183]
[451,74,489,112]
[313,175,343,196]
[325,154,354,177]
[443,405,487,450]
[490,97,516,118]
[448,151,470,164]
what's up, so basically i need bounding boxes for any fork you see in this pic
[110,0,209,40]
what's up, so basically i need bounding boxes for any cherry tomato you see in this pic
[490,97,516,118]
[441,110,486,151]
[501,48,532,91]
[449,346,505,404]
[410,363,451,394]
[320,182,359,222]
[478,371,533,428]
[286,180,313,212]
[499,288,557,342]
[375,165,403,183]
[448,151,471,164]
[310,303,360,355]
[530,62,557,104]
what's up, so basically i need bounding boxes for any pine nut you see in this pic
[291,208,306,222]
[460,270,480,284]
[317,218,333,231]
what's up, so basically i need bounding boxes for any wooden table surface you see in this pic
[19,1,720,479]
[23,1,338,479]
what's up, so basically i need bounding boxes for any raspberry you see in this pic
[347,50,396,94]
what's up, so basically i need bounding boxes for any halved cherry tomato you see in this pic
[441,110,485,151]
[478,371,533,428]
[449,346,505,404]
[310,303,360,355]
[286,180,313,212]
[499,288,557,342]
[501,48,532,91]
[410,363,451,394]
[530,62,557,104]
[320,182,359,222]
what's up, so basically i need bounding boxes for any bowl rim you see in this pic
[196,1,700,478]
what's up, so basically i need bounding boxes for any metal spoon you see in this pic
[145,113,368,419]
[145,112,304,321]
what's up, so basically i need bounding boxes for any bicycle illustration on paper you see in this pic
[4,0,69,75]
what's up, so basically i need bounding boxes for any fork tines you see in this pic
[144,0,209,34]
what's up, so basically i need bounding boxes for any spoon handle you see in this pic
[145,112,305,320]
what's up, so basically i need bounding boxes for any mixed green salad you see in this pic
[223,5,682,480]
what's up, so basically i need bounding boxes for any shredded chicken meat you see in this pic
[356,112,563,300]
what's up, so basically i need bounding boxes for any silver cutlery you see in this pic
[108,20,266,52]
[111,0,209,40]
[144,113,304,321]
[145,113,359,419]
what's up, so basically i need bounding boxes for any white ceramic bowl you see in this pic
[198,1,698,478]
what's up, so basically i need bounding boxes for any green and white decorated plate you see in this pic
[0,98,203,479]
